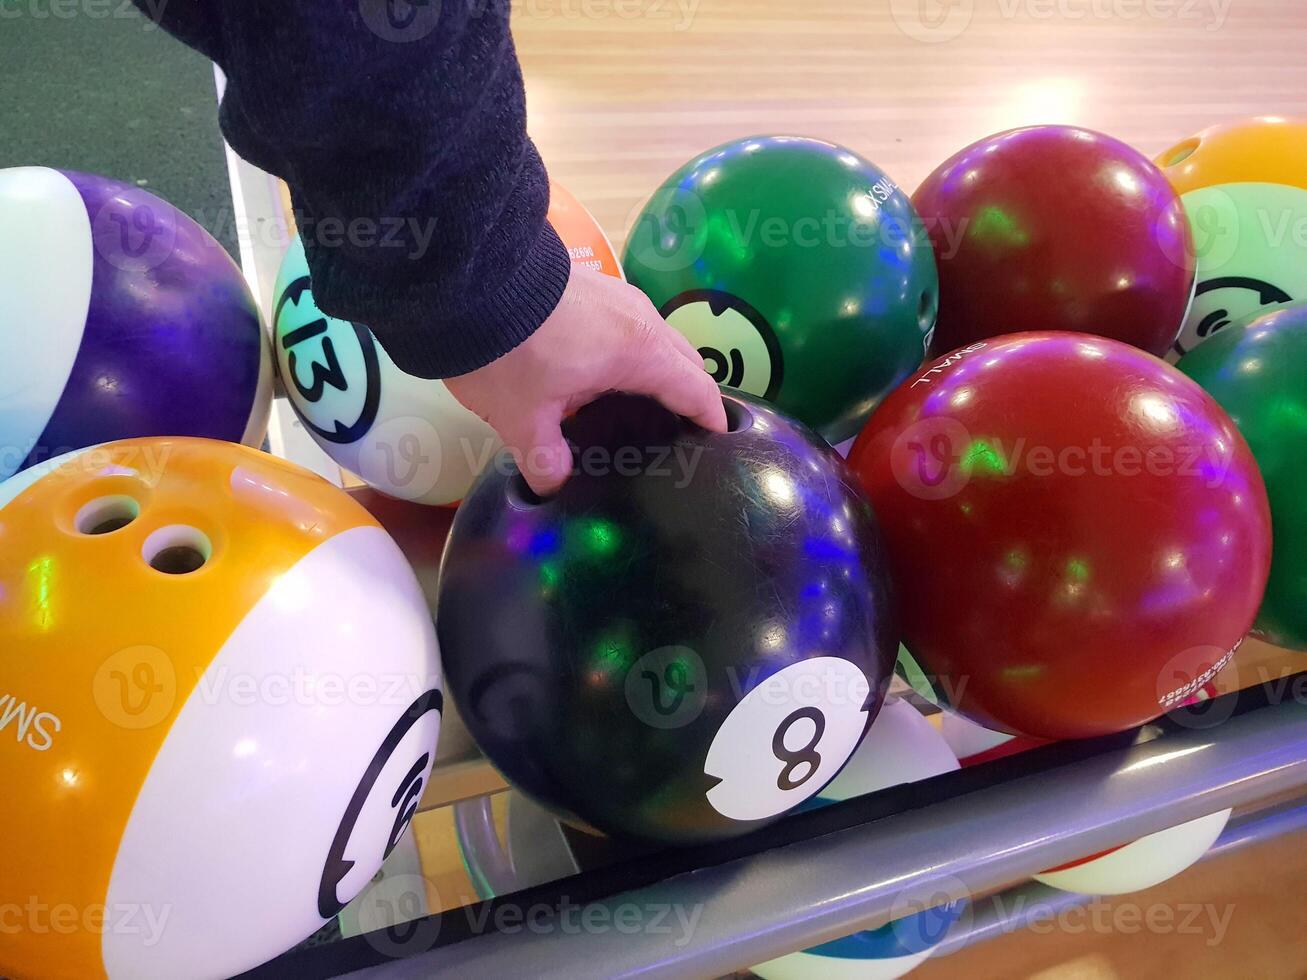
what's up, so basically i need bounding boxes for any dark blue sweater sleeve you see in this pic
[133,0,572,380]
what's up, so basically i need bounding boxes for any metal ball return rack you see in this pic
[241,490,1307,980]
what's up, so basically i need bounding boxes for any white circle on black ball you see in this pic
[624,645,709,730]
[703,656,873,822]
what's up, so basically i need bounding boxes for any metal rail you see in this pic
[350,694,1307,979]
[932,801,1307,957]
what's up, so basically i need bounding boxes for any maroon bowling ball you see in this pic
[848,332,1271,740]
[912,126,1195,358]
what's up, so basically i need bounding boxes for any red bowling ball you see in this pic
[849,332,1271,740]
[912,126,1195,358]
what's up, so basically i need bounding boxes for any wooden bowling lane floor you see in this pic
[910,824,1307,980]
[512,0,1307,248]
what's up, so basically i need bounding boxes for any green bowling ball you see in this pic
[623,136,939,443]
[1179,304,1307,650]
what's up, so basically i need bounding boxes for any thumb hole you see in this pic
[506,424,574,499]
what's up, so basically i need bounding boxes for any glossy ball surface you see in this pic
[913,126,1195,358]
[438,392,898,842]
[1157,116,1307,358]
[623,136,939,443]
[0,439,441,979]
[848,333,1271,739]
[272,184,621,506]
[0,167,271,482]
[1178,303,1307,649]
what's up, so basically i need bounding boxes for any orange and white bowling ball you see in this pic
[272,182,623,508]
[0,438,442,979]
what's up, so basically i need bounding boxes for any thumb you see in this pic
[500,408,574,498]
[620,334,729,433]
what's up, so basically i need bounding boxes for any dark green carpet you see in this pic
[0,0,238,257]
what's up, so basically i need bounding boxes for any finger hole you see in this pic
[507,472,547,508]
[76,495,140,535]
[143,525,212,575]
[1160,137,1200,168]
[722,397,753,433]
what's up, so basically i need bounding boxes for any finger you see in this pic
[629,293,706,370]
[620,339,729,432]
[656,317,706,369]
[499,409,574,498]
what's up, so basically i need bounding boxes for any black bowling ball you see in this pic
[437,391,897,843]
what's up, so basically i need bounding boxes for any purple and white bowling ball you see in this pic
[0,167,272,482]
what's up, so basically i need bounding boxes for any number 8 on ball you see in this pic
[704,658,873,822]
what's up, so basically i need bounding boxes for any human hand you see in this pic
[445,266,727,496]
